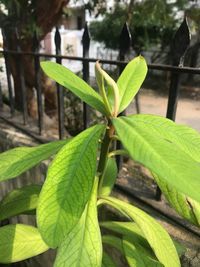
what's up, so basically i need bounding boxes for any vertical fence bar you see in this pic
[33,31,43,135]
[15,28,28,125]
[119,22,132,73]
[0,82,3,109]
[116,22,132,169]
[82,23,90,129]
[166,18,190,120]
[156,18,190,200]
[119,22,140,114]
[55,26,65,139]
[2,29,15,115]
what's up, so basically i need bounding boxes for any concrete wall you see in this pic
[0,119,55,266]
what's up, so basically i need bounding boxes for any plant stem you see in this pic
[97,124,115,193]
[108,149,128,158]
[98,128,111,176]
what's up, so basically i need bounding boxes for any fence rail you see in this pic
[0,18,200,200]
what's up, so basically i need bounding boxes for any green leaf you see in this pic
[95,61,120,117]
[0,185,41,221]
[101,221,185,258]
[0,224,48,263]
[123,239,163,267]
[154,174,200,226]
[41,61,107,116]
[118,114,200,225]
[102,252,117,267]
[0,139,68,181]
[37,124,105,248]
[187,198,200,225]
[101,221,152,255]
[102,197,180,267]
[54,177,102,267]
[129,115,200,226]
[102,235,124,254]
[112,115,200,203]
[117,56,147,113]
[95,61,112,115]
[99,157,118,196]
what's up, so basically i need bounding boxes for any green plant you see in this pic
[0,56,200,266]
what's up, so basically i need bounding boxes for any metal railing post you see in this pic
[55,26,65,139]
[15,28,28,125]
[82,23,91,129]
[33,31,43,135]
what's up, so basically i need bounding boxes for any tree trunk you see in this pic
[3,0,69,117]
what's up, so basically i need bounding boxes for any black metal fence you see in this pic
[0,18,200,227]
[0,18,200,203]
[1,18,200,142]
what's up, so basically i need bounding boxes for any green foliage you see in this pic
[54,177,102,267]
[0,139,68,181]
[41,62,108,116]
[123,239,163,267]
[0,224,48,263]
[112,115,200,203]
[99,157,117,196]
[89,1,189,51]
[0,0,39,38]
[101,221,153,254]
[0,55,199,266]
[117,56,147,113]
[102,252,116,267]
[101,221,185,258]
[0,185,41,221]
[120,114,200,225]
[101,197,180,267]
[154,174,200,226]
[37,124,105,248]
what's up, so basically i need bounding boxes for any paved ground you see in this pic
[128,88,200,132]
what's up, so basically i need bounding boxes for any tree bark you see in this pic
[3,0,69,117]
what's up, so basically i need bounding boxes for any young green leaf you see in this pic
[0,139,69,181]
[54,177,102,267]
[99,157,118,196]
[123,239,163,267]
[41,61,107,116]
[95,61,120,117]
[37,124,105,248]
[117,56,147,113]
[112,115,200,203]
[0,185,41,221]
[102,252,117,267]
[102,197,180,267]
[95,61,112,116]
[0,224,49,263]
